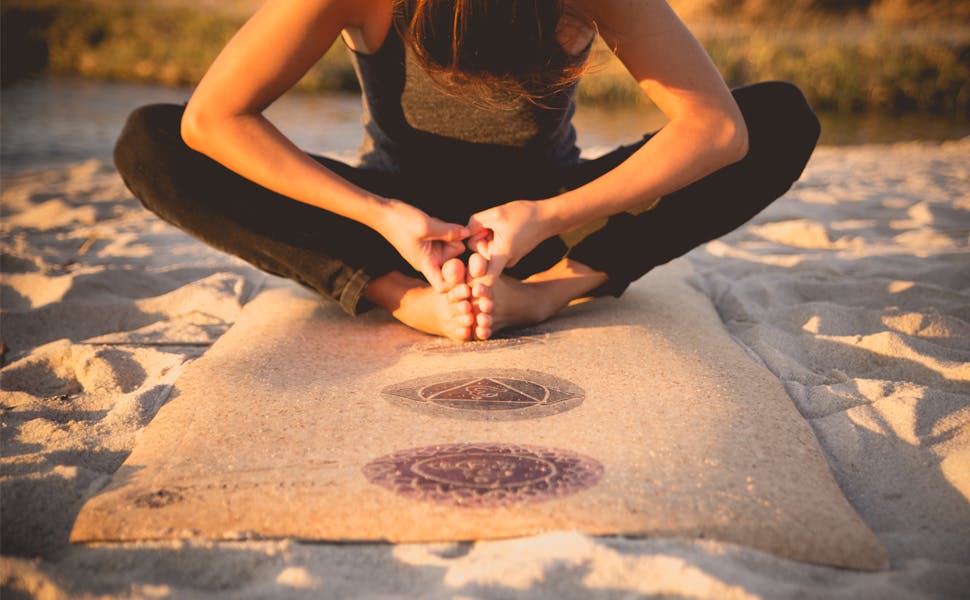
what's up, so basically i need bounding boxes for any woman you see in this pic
[114,0,819,342]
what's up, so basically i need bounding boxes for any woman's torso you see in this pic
[344,11,594,177]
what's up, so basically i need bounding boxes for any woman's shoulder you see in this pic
[339,0,393,55]
[557,7,596,56]
[570,0,679,36]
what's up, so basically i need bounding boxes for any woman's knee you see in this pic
[113,103,186,189]
[733,81,821,187]
[739,82,819,148]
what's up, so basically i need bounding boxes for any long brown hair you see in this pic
[392,0,591,107]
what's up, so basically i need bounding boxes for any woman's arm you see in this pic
[468,0,747,278]
[181,0,468,290]
[544,0,748,227]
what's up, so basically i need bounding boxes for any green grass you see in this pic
[3,0,968,115]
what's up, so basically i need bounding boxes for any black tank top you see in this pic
[349,29,583,175]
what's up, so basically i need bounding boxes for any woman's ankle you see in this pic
[363,271,423,313]
[506,259,609,324]
[524,258,607,289]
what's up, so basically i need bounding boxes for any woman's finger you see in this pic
[422,261,447,292]
[470,236,492,259]
[466,214,487,234]
[425,219,470,242]
[443,240,466,260]
[484,251,508,281]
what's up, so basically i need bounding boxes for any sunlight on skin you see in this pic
[442,258,475,340]
[467,252,609,341]
[364,258,476,342]
[366,253,608,343]
[468,253,494,340]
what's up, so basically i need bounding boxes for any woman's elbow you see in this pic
[179,102,210,154]
[720,113,749,165]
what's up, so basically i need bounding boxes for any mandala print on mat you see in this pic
[381,369,584,420]
[363,442,604,508]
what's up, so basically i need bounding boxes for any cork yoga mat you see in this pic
[70,260,886,570]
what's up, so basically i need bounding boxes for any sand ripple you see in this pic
[690,138,970,568]
[1,160,264,561]
[3,141,969,597]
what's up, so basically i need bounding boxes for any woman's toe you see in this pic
[453,299,472,315]
[475,296,494,314]
[471,281,491,300]
[468,253,487,278]
[441,258,466,285]
[448,283,471,301]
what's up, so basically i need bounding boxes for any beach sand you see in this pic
[2,139,969,598]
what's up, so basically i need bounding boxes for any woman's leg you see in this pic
[471,81,820,338]
[566,81,821,296]
[114,103,412,316]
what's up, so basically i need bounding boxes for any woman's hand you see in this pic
[376,200,470,292]
[466,200,553,281]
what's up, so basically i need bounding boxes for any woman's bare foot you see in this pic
[364,258,475,341]
[468,253,494,340]
[468,253,608,340]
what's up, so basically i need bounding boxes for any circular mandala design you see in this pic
[382,369,584,421]
[362,442,603,508]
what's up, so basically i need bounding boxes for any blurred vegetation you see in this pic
[0,0,354,91]
[2,0,968,115]
[583,0,970,113]
[668,0,970,24]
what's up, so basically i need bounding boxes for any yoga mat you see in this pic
[70,260,886,570]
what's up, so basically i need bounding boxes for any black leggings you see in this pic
[114,81,820,315]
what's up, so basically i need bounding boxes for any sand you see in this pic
[2,139,969,598]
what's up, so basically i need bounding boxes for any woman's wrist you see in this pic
[362,195,401,237]
[535,196,579,239]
